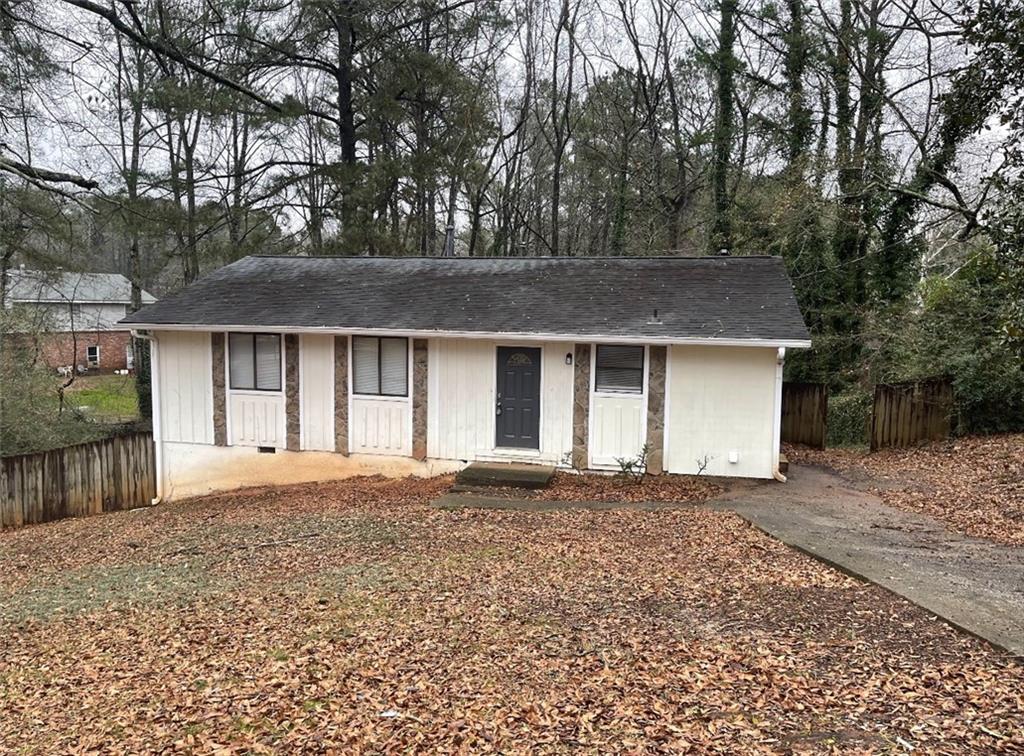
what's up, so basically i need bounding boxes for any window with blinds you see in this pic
[352,336,408,396]
[594,345,644,393]
[229,333,281,391]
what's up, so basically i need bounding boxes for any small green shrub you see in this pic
[827,390,871,447]
[615,444,650,483]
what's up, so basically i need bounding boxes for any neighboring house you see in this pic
[121,255,811,500]
[4,267,157,372]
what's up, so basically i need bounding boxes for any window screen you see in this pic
[229,333,281,391]
[352,336,407,396]
[595,345,644,393]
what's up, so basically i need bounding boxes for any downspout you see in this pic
[772,347,787,482]
[132,329,163,504]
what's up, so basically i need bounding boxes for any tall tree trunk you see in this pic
[784,0,812,170]
[832,0,856,274]
[550,0,576,257]
[710,0,737,253]
[333,3,358,250]
[121,42,151,418]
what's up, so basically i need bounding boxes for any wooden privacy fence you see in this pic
[870,378,953,451]
[781,382,828,449]
[1,432,156,530]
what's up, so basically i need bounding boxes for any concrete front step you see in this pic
[454,461,556,490]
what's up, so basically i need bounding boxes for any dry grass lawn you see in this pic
[1,475,1022,753]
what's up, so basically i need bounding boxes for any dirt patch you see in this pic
[788,434,1024,545]
[1,474,1022,753]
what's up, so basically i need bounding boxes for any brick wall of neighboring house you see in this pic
[27,330,134,372]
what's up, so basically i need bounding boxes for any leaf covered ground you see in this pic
[1,475,1022,753]
[519,471,721,503]
[788,434,1024,546]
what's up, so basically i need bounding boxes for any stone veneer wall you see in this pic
[412,338,429,460]
[572,343,590,469]
[334,335,349,455]
[645,345,667,474]
[285,334,300,451]
[211,332,227,446]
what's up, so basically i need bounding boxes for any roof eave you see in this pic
[123,321,812,349]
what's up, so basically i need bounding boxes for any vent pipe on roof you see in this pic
[442,222,455,257]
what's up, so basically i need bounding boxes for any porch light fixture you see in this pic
[565,352,573,365]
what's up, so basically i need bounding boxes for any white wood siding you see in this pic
[350,397,410,455]
[427,338,573,464]
[590,395,646,468]
[229,393,285,447]
[156,331,213,444]
[300,334,335,451]
[665,345,777,478]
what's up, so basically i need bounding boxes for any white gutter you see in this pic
[131,329,163,504]
[772,347,787,482]
[120,322,813,350]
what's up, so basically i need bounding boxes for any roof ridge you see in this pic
[245,254,781,261]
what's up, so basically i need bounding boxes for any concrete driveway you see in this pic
[710,465,1024,657]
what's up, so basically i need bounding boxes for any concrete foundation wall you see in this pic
[160,441,462,501]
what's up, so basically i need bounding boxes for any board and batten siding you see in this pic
[665,345,778,479]
[427,338,573,464]
[590,394,646,468]
[157,330,214,444]
[350,397,410,455]
[228,393,285,447]
[588,345,648,469]
[347,336,413,456]
[299,334,335,451]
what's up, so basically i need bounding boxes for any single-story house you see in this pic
[121,255,810,500]
[4,267,156,372]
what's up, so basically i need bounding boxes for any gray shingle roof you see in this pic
[121,255,810,344]
[5,269,156,305]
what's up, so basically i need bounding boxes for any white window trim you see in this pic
[224,331,287,449]
[347,335,414,456]
[587,342,649,470]
[86,344,101,366]
[349,335,410,399]
[591,344,647,398]
[226,332,286,395]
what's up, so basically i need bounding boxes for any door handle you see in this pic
[495,402,502,416]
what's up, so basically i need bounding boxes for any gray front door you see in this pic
[496,347,541,449]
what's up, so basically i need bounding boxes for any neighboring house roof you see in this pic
[5,269,157,305]
[122,255,811,346]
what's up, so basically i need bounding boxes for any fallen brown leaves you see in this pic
[535,471,721,503]
[789,434,1024,546]
[1,474,1022,753]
